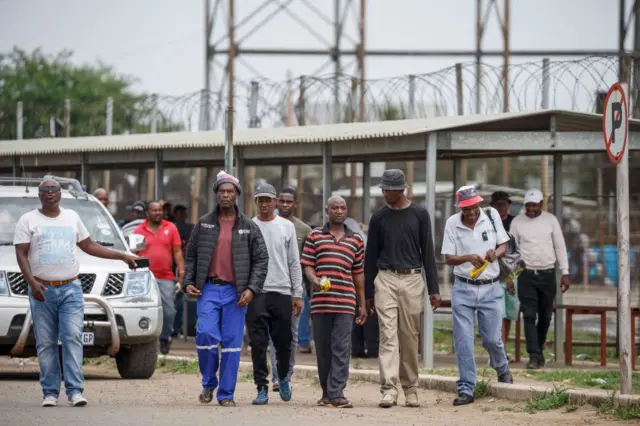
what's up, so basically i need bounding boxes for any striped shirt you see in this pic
[301,223,365,315]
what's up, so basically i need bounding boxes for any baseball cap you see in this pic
[126,200,146,213]
[254,183,277,199]
[456,185,484,208]
[523,189,544,204]
[491,191,511,205]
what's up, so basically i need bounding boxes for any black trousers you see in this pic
[247,292,292,390]
[313,313,353,402]
[351,301,379,358]
[517,268,557,360]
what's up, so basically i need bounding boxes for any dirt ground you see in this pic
[0,357,630,426]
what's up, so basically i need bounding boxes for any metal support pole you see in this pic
[408,75,416,118]
[235,149,245,214]
[106,98,113,136]
[322,143,332,223]
[362,161,371,223]
[618,83,632,395]
[12,156,19,178]
[227,0,236,167]
[281,165,289,190]
[154,149,164,201]
[553,153,564,363]
[540,58,550,209]
[80,153,88,188]
[224,107,234,173]
[422,132,437,370]
[16,101,23,140]
[150,94,158,134]
[206,166,215,212]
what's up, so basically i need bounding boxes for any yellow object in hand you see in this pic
[320,277,331,292]
[469,259,490,279]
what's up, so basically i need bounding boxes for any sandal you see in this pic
[317,397,330,406]
[329,398,353,408]
[199,389,213,404]
[219,399,236,407]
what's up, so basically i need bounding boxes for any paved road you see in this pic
[0,358,621,426]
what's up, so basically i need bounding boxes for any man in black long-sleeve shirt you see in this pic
[364,169,440,409]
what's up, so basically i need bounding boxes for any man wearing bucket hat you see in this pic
[364,169,440,409]
[441,185,513,406]
[183,171,269,407]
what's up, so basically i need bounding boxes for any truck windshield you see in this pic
[0,197,126,251]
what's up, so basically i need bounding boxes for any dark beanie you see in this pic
[213,171,241,194]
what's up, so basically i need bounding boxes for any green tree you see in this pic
[377,101,407,121]
[0,47,183,140]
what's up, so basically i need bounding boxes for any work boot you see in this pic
[453,393,475,406]
[405,393,420,408]
[526,358,540,370]
[378,393,397,408]
[498,370,514,384]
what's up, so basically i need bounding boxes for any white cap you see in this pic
[523,189,544,204]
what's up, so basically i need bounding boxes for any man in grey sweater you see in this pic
[247,183,303,405]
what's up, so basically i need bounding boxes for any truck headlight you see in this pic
[123,271,151,297]
[0,272,9,296]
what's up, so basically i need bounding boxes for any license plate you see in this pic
[57,332,95,346]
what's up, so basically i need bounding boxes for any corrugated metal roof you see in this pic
[0,109,635,157]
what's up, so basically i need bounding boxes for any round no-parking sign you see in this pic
[602,83,629,164]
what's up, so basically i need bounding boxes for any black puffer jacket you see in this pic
[184,206,269,294]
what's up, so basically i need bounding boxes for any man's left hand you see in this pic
[292,297,303,316]
[237,289,254,306]
[430,294,442,310]
[560,275,571,293]
[355,305,367,325]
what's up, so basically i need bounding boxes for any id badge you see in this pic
[482,231,488,241]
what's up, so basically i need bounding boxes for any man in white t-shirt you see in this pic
[441,185,513,407]
[13,178,139,408]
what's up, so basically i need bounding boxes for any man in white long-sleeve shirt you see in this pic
[248,183,303,405]
[510,189,571,370]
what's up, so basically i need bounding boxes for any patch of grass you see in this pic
[523,385,569,413]
[158,358,200,374]
[237,371,254,382]
[522,370,640,393]
[474,368,491,398]
[595,392,640,421]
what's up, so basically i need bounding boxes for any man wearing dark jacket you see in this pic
[184,171,269,408]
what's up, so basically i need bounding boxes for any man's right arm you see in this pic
[183,221,200,287]
[363,214,380,300]
[13,216,38,288]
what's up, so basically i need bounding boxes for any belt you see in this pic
[455,275,498,285]
[36,276,78,286]
[208,277,229,285]
[525,268,555,276]
[381,268,422,275]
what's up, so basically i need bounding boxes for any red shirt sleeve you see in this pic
[352,238,365,274]
[300,232,317,267]
[169,224,182,248]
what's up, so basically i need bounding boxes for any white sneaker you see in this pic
[68,393,88,407]
[42,396,58,407]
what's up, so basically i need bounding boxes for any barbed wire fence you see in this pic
[3,55,628,141]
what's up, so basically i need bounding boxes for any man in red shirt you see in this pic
[134,201,184,354]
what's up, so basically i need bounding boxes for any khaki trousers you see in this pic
[374,269,425,397]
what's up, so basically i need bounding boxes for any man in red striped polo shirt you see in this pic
[301,195,366,409]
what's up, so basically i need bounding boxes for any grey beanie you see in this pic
[213,171,241,194]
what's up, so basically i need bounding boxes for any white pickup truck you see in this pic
[0,176,162,379]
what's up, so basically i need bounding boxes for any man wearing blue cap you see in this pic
[183,171,269,407]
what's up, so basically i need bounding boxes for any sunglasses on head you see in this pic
[39,186,61,193]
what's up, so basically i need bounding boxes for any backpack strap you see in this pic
[485,208,497,233]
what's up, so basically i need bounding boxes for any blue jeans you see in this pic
[196,281,247,402]
[451,278,509,397]
[298,296,311,348]
[29,280,84,399]
[157,279,177,341]
[269,311,300,383]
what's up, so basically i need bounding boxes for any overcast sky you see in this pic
[0,0,630,129]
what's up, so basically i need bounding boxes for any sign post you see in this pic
[602,82,632,395]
